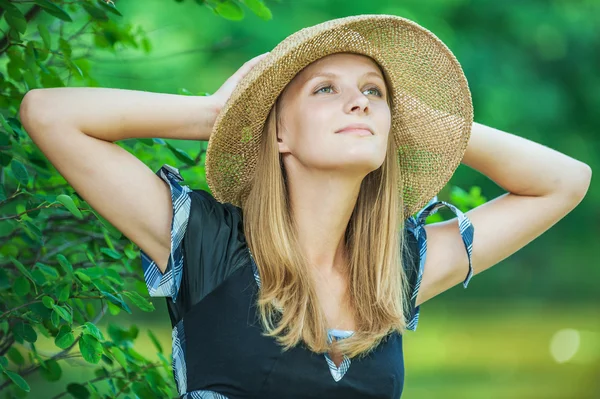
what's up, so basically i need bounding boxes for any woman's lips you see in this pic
[336,128,373,136]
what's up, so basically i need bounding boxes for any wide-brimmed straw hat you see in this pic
[205,14,473,217]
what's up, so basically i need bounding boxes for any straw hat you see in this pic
[205,14,473,217]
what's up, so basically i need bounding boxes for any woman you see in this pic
[20,14,591,399]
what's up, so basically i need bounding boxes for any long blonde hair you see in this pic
[239,78,414,359]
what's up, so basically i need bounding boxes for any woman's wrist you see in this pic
[194,94,222,142]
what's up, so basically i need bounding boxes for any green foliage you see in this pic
[0,0,273,396]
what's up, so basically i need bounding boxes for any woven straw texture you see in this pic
[205,14,473,217]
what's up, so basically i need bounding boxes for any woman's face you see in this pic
[276,53,392,176]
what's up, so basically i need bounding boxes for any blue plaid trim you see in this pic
[172,319,187,395]
[185,391,230,398]
[325,330,354,382]
[405,196,475,331]
[140,164,192,302]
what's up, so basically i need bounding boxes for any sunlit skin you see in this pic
[275,53,391,283]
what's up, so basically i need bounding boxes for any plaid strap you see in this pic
[140,164,192,303]
[405,195,475,331]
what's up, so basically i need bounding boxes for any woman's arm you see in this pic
[415,121,592,307]
[17,53,268,275]
[18,88,219,275]
[462,122,591,197]
[21,87,220,142]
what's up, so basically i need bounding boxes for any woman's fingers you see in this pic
[235,52,270,78]
[213,52,270,108]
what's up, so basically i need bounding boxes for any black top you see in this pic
[141,164,476,398]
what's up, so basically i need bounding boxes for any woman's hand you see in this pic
[212,52,270,115]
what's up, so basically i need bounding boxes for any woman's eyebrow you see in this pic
[303,71,385,85]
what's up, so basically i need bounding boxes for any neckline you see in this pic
[328,328,355,337]
[246,247,356,336]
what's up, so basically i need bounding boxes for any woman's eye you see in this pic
[314,85,383,97]
[364,87,383,97]
[315,85,334,94]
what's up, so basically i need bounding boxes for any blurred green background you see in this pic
[7,0,600,397]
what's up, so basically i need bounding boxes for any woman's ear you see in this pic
[277,132,291,154]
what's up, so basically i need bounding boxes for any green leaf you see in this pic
[39,358,62,381]
[42,296,55,309]
[83,322,104,341]
[165,142,195,166]
[91,278,114,294]
[37,24,51,49]
[100,247,122,260]
[242,0,272,20]
[56,254,74,276]
[3,370,30,392]
[106,301,121,316]
[122,291,155,312]
[147,330,163,353]
[0,269,10,291]
[79,334,103,364]
[141,37,152,53]
[137,138,154,147]
[54,324,75,349]
[51,304,73,324]
[123,245,138,260]
[0,114,14,135]
[14,277,30,296]
[33,0,73,22]
[100,291,131,314]
[67,383,90,399]
[104,269,124,287]
[5,5,27,35]
[9,256,34,283]
[74,270,92,284]
[107,324,138,344]
[35,263,60,280]
[5,117,25,138]
[0,132,10,147]
[132,380,153,398]
[10,159,28,186]
[97,0,122,16]
[58,285,70,302]
[110,346,127,369]
[0,356,7,369]
[82,2,108,20]
[40,65,65,88]
[58,38,72,59]
[7,347,24,366]
[67,59,84,79]
[85,249,98,266]
[13,322,37,343]
[82,267,105,280]
[56,194,83,219]
[103,226,115,249]
[215,0,244,21]
[50,309,60,327]
[23,220,42,242]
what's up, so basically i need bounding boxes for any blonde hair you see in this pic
[239,70,414,359]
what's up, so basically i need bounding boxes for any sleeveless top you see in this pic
[140,164,475,399]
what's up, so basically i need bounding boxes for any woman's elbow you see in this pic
[20,89,59,134]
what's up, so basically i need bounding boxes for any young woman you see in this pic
[20,15,591,399]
